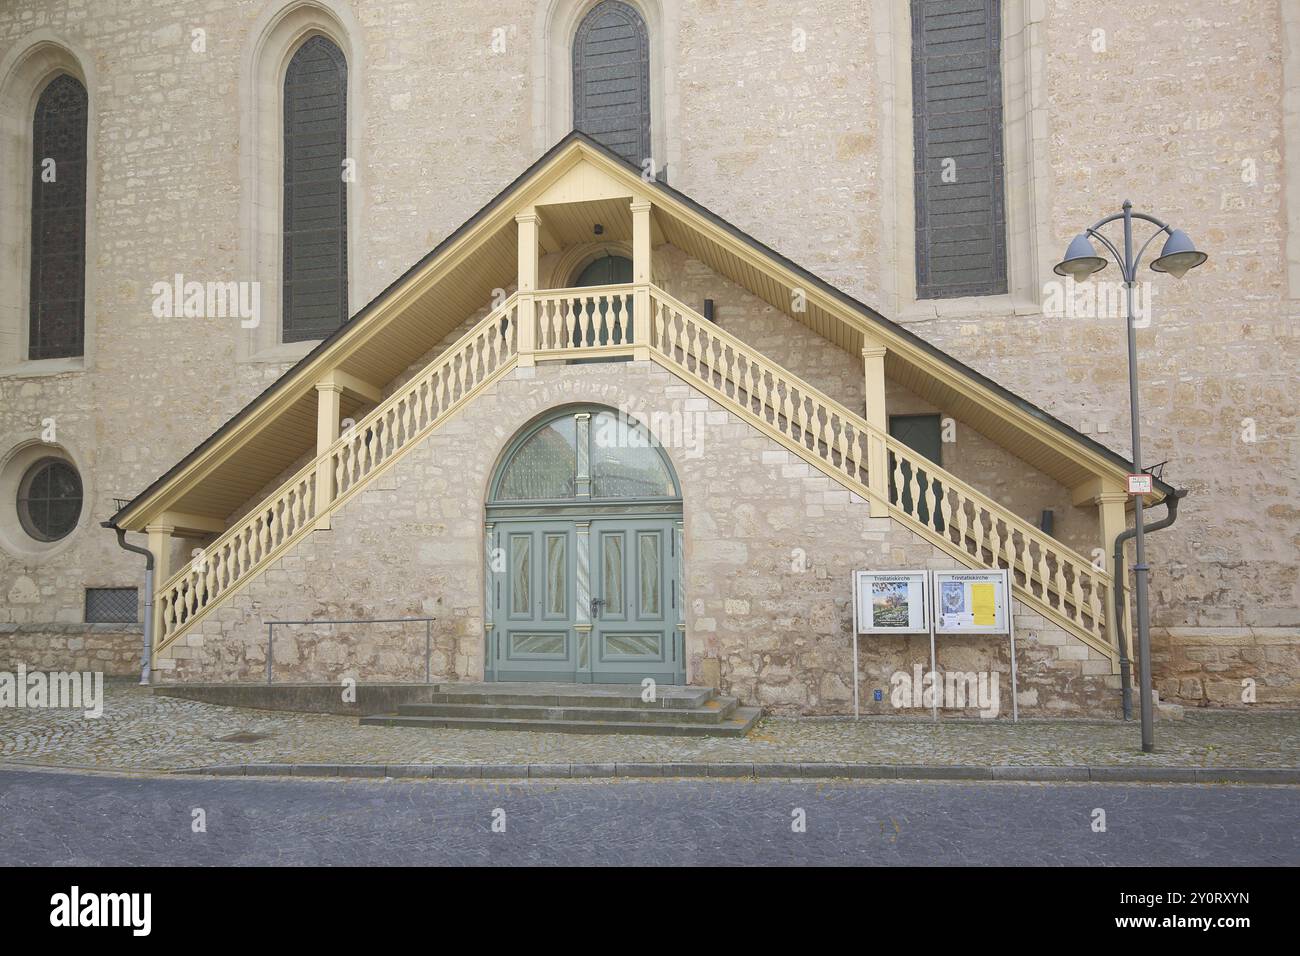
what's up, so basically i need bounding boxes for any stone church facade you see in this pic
[0,0,1296,715]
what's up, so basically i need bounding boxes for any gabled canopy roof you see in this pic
[110,131,1173,533]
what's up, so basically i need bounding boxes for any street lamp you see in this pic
[1054,201,1207,754]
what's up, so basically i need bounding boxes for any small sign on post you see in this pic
[1127,473,1153,495]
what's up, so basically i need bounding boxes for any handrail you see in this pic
[154,294,520,653]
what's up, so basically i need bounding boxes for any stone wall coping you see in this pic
[174,762,1300,785]
[0,623,143,635]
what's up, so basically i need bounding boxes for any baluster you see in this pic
[1089,573,1104,637]
[454,350,467,396]
[687,319,701,376]
[890,454,906,515]
[970,506,986,558]
[549,299,562,350]
[904,465,925,522]
[981,512,998,560]
[1033,542,1050,603]
[1071,561,1081,629]
[1002,519,1017,575]
[954,492,970,552]
[598,295,611,347]
[794,390,808,446]
[779,380,794,435]
[192,563,206,612]
[745,359,759,416]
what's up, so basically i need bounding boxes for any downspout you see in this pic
[105,522,154,686]
[1114,488,1186,719]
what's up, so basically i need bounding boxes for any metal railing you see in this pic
[264,616,437,684]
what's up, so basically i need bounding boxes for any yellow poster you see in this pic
[970,582,996,627]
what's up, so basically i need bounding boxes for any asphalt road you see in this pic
[0,768,1295,866]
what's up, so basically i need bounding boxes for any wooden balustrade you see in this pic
[884,435,1110,643]
[646,286,1115,653]
[333,300,518,497]
[533,285,637,356]
[154,296,519,651]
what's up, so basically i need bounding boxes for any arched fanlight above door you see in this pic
[489,406,680,506]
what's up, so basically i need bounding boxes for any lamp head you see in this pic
[1053,233,1108,280]
[1150,229,1208,279]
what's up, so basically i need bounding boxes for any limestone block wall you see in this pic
[0,624,140,677]
[158,361,1118,717]
[1152,626,1300,709]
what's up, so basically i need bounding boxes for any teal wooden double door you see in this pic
[489,517,683,684]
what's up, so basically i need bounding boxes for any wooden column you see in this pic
[146,523,176,587]
[631,199,652,360]
[516,211,538,365]
[146,522,175,654]
[314,380,343,530]
[861,340,889,517]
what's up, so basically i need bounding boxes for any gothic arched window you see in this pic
[283,35,348,343]
[29,74,87,360]
[573,1,651,169]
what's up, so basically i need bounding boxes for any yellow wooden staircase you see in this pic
[152,285,1118,665]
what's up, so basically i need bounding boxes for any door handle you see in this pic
[590,597,606,618]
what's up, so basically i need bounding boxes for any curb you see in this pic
[173,762,1300,785]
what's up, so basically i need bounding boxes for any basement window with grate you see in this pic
[85,587,138,624]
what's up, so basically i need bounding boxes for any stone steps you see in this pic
[359,682,761,737]
[392,698,739,724]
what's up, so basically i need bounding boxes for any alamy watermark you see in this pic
[889,665,1000,718]
[1042,275,1154,326]
[0,665,104,718]
[594,403,707,460]
[152,274,260,328]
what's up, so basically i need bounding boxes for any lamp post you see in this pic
[1054,201,1207,753]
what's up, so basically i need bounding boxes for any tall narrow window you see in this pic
[573,0,651,169]
[911,0,1007,299]
[283,35,348,343]
[29,74,88,360]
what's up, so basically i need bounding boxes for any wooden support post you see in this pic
[516,211,538,365]
[146,524,176,588]
[146,522,175,654]
[315,380,343,530]
[631,199,652,360]
[861,341,889,517]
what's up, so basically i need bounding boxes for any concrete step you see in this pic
[395,697,739,724]
[360,706,762,737]
[425,682,716,710]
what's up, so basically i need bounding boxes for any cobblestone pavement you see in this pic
[1,768,1294,865]
[0,682,1296,772]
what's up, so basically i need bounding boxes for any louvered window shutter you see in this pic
[573,1,652,170]
[911,0,1008,299]
[29,74,88,360]
[283,36,348,343]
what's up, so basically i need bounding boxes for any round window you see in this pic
[16,457,82,542]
